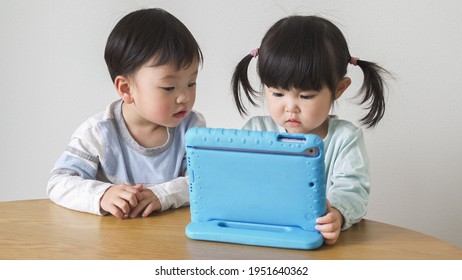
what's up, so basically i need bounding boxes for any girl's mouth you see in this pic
[286,119,301,126]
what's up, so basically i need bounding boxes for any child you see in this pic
[232,15,390,245]
[47,8,205,219]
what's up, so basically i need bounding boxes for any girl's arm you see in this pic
[326,127,370,230]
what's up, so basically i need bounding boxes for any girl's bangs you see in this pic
[258,48,331,91]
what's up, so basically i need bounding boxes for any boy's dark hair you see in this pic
[105,8,203,82]
[232,15,390,128]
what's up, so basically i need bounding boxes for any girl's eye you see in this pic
[188,82,196,88]
[272,92,284,97]
[300,94,315,100]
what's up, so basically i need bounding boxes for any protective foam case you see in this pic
[185,127,326,249]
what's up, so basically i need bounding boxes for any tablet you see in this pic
[185,127,326,249]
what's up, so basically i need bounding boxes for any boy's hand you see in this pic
[129,187,161,218]
[315,200,343,245]
[100,184,142,219]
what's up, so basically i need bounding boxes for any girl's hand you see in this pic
[129,187,161,218]
[315,200,343,245]
[100,184,143,219]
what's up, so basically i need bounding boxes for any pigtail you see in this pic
[355,59,390,128]
[232,54,259,116]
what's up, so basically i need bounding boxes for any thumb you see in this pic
[326,199,332,209]
[316,199,332,224]
[133,184,144,201]
[133,184,144,191]
[325,199,332,214]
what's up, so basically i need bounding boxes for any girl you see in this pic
[232,15,390,245]
[47,8,205,219]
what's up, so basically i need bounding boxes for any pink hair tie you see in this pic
[350,56,359,66]
[250,48,259,58]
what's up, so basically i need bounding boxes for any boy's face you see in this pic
[128,60,199,128]
[264,85,333,137]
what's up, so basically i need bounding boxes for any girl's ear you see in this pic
[114,75,134,104]
[335,77,351,100]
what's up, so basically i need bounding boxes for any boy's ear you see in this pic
[335,77,351,100]
[114,75,134,104]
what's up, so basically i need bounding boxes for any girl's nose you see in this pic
[285,101,301,113]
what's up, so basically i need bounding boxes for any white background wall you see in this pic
[1,0,461,248]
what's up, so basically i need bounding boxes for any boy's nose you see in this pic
[176,91,190,104]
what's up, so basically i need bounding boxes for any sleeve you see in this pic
[190,110,206,128]
[242,118,256,130]
[148,176,190,211]
[242,116,265,131]
[146,111,206,211]
[46,120,112,215]
[327,128,370,230]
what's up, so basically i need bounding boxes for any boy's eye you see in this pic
[161,87,175,92]
[188,82,197,88]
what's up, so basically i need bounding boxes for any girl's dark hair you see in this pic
[232,15,390,128]
[104,8,203,82]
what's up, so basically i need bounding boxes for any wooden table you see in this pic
[1,199,461,260]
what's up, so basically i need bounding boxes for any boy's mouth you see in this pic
[173,110,187,118]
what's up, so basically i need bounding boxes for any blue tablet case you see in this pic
[185,127,326,249]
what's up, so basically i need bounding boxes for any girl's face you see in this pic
[264,85,334,138]
[124,59,199,129]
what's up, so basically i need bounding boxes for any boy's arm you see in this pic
[143,111,205,211]
[143,111,205,212]
[47,172,112,215]
[47,118,111,215]
[145,176,190,211]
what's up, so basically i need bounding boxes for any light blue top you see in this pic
[47,100,206,215]
[243,115,370,230]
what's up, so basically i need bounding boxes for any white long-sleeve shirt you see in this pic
[47,100,206,215]
[243,115,370,230]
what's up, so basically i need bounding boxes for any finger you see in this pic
[316,212,335,224]
[323,238,338,246]
[321,231,339,244]
[114,198,131,216]
[131,184,144,201]
[119,191,139,208]
[324,199,332,215]
[316,200,332,223]
[124,185,142,194]
[132,184,144,191]
[107,204,125,219]
[130,200,148,218]
[141,202,160,217]
[315,223,336,233]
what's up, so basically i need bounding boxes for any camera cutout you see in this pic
[277,135,307,143]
